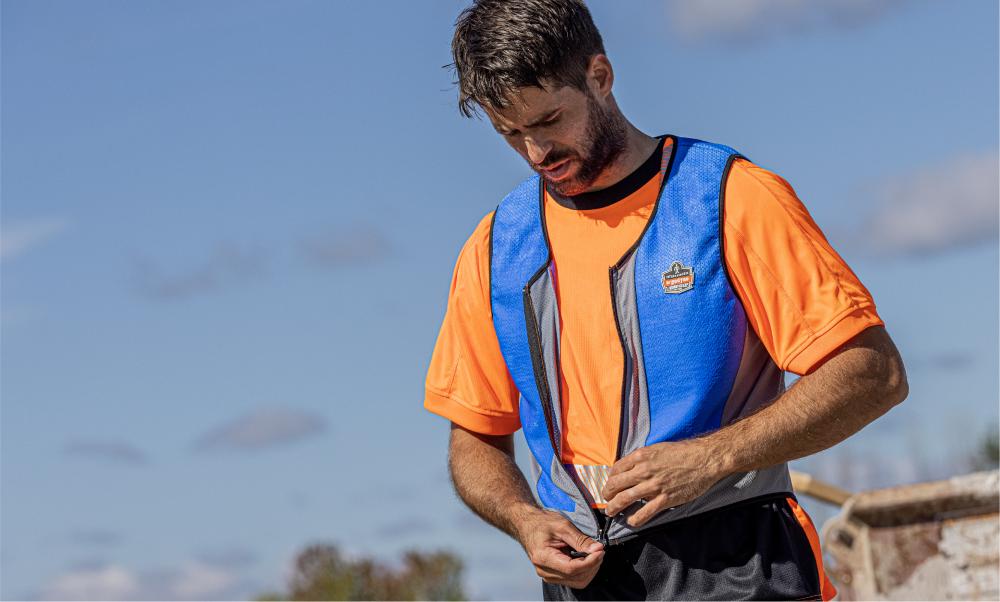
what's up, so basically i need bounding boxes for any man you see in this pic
[424,0,909,599]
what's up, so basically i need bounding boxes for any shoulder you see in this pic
[673,135,744,160]
[728,157,797,196]
[724,157,814,231]
[495,173,542,216]
[450,209,496,299]
[463,209,494,261]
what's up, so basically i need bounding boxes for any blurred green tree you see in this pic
[255,542,467,601]
[968,428,999,472]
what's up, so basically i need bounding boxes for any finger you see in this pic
[605,481,658,516]
[554,524,604,555]
[538,558,601,586]
[537,544,604,576]
[625,493,670,528]
[608,450,642,478]
[601,469,642,502]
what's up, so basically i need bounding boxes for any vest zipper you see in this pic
[608,266,629,462]
[522,274,611,548]
[521,284,561,464]
[603,264,632,546]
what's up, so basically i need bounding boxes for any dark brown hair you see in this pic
[449,0,606,118]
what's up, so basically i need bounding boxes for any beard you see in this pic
[536,93,628,197]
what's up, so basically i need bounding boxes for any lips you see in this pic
[539,158,572,180]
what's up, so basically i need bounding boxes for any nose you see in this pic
[523,136,552,166]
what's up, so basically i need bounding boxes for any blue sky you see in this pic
[2,0,997,599]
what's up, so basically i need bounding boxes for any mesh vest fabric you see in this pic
[490,135,793,543]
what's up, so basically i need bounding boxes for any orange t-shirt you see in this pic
[424,138,883,468]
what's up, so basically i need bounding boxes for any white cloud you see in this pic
[40,564,140,601]
[38,560,243,601]
[0,217,69,261]
[667,0,905,43]
[168,561,239,599]
[859,150,999,256]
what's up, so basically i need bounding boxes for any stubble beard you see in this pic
[543,94,629,197]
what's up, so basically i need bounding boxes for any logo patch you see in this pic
[662,261,695,294]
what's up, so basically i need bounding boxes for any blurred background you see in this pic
[2,0,997,599]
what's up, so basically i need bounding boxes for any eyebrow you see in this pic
[496,108,561,134]
[523,109,561,128]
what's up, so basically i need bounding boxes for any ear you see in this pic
[587,54,614,100]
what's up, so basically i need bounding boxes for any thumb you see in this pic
[558,524,604,554]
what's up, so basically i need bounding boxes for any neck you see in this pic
[582,122,659,193]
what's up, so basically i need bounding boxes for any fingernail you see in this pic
[588,542,603,552]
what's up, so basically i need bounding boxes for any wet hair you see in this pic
[449,0,606,118]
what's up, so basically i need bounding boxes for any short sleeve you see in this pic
[722,158,885,376]
[423,210,522,435]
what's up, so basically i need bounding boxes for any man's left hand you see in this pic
[601,439,729,527]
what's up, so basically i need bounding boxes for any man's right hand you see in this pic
[515,508,606,589]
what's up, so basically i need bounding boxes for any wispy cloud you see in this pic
[37,558,251,601]
[373,517,436,539]
[667,0,906,44]
[0,217,70,261]
[63,440,149,466]
[193,407,327,452]
[854,150,998,257]
[922,351,976,372]
[129,241,268,300]
[453,509,500,534]
[67,529,123,547]
[194,546,257,570]
[297,223,390,269]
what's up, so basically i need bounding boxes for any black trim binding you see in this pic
[527,135,684,545]
[607,134,678,462]
[487,204,499,318]
[612,134,680,271]
[522,270,560,458]
[528,173,611,541]
[718,153,744,297]
[609,265,630,462]
[535,176,554,262]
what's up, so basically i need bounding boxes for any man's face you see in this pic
[485,81,627,196]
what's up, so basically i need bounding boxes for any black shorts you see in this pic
[541,494,827,601]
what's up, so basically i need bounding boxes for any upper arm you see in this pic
[814,324,908,401]
[450,421,516,457]
[722,158,886,376]
[424,211,522,436]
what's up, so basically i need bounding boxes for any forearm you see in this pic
[448,425,544,542]
[705,326,908,477]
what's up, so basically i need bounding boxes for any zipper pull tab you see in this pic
[597,512,611,546]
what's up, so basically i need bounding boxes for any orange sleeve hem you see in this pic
[424,388,521,435]
[784,304,885,376]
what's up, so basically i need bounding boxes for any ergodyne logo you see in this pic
[661,261,694,294]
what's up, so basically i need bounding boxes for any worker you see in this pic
[424,0,909,599]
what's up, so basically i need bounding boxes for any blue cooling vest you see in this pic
[489,135,792,545]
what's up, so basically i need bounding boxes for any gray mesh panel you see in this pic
[613,249,651,457]
[527,264,598,536]
[720,327,784,425]
[550,456,600,538]
[528,266,564,443]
